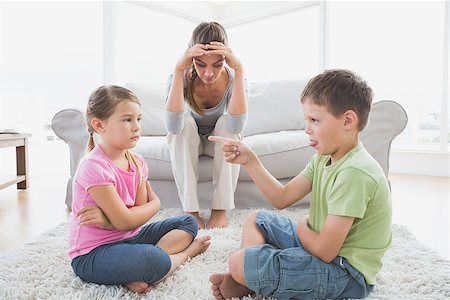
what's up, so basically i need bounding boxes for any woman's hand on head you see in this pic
[175,43,208,72]
[77,205,114,230]
[205,42,243,71]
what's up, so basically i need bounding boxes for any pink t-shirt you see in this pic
[69,145,149,259]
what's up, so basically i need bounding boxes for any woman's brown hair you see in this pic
[186,22,229,116]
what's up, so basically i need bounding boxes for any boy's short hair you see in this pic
[300,69,373,131]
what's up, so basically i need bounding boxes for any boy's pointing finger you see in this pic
[208,135,235,145]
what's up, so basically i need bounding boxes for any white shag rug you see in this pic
[1,208,449,300]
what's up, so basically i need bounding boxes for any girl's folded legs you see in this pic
[124,282,153,294]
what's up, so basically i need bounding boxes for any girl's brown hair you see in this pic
[186,22,229,116]
[86,85,143,176]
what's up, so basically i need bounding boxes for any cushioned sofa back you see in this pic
[127,79,308,137]
[243,79,308,137]
[126,82,168,136]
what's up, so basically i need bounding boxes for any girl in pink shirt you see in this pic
[69,85,210,293]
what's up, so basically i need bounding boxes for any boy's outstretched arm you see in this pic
[209,135,312,209]
[297,214,354,263]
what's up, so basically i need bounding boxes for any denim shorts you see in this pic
[71,214,197,285]
[244,211,373,299]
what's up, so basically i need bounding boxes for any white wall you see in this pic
[390,151,450,177]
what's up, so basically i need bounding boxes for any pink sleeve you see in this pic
[76,159,115,191]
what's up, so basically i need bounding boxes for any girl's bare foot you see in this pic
[206,209,228,229]
[209,273,253,299]
[187,211,205,229]
[124,281,153,293]
[184,235,211,258]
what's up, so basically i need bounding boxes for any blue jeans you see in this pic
[244,211,373,299]
[71,215,197,285]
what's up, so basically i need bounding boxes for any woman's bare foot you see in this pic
[184,235,211,258]
[206,209,228,229]
[209,273,253,299]
[187,211,205,229]
[124,281,153,293]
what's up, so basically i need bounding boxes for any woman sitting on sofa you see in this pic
[164,21,248,229]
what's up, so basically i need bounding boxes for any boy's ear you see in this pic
[91,118,105,133]
[343,110,358,130]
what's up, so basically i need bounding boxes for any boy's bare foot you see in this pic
[206,209,228,229]
[187,211,205,229]
[125,281,153,293]
[184,235,211,258]
[209,273,253,300]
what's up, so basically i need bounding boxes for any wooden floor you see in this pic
[0,171,448,259]
[0,175,70,253]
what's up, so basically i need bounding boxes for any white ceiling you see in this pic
[126,1,318,28]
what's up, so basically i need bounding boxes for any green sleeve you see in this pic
[327,168,377,218]
[301,154,317,181]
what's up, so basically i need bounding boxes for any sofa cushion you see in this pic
[134,130,315,183]
[125,82,167,136]
[244,80,308,136]
[134,136,215,182]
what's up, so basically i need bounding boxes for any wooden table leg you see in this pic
[16,138,29,189]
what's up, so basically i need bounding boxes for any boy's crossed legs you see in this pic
[210,211,373,300]
[210,211,262,299]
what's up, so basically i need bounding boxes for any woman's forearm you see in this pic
[165,69,185,113]
[227,68,247,115]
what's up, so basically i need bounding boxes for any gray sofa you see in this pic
[52,80,407,210]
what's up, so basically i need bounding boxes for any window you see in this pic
[327,1,448,152]
[0,1,103,141]
[106,1,197,85]
[1,1,448,155]
[227,5,321,82]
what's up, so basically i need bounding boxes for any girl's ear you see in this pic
[91,118,105,133]
[343,110,358,130]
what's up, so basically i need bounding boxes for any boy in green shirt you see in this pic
[208,69,392,299]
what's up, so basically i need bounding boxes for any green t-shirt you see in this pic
[301,143,392,285]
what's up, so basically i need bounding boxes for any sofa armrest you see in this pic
[51,109,89,177]
[361,100,408,177]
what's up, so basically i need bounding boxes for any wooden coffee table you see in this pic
[0,133,31,190]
